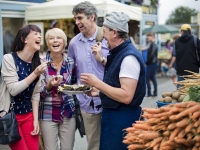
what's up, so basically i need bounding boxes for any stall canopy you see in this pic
[25,0,142,21]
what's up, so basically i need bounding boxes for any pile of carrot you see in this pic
[123,101,200,150]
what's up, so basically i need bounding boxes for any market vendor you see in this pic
[80,11,146,150]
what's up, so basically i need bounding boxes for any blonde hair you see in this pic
[45,28,67,49]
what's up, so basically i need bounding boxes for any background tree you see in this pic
[166,6,197,24]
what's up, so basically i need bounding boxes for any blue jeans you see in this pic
[146,63,158,96]
[177,75,184,89]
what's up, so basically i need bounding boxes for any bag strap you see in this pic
[95,26,103,42]
[10,53,17,106]
[193,35,199,62]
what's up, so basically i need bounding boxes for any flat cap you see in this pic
[103,11,130,33]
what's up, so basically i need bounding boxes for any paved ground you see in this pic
[0,75,176,150]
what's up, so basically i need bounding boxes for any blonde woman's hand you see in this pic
[31,120,39,135]
[33,62,47,76]
[49,75,63,87]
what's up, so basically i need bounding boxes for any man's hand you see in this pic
[91,42,103,63]
[86,87,99,97]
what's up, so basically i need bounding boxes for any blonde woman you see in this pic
[39,28,76,150]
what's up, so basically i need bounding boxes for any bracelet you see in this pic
[33,71,38,76]
[101,57,106,64]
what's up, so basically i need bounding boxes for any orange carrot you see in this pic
[163,130,170,137]
[167,122,176,130]
[135,120,146,124]
[175,102,189,108]
[197,126,200,133]
[169,115,180,122]
[174,137,194,146]
[150,137,163,148]
[169,127,182,141]
[138,132,160,140]
[171,107,185,113]
[145,142,151,147]
[177,128,185,138]
[176,117,189,128]
[160,116,168,121]
[152,124,167,131]
[191,128,197,134]
[122,140,131,144]
[127,144,146,149]
[160,145,175,150]
[133,124,152,130]
[142,108,162,114]
[186,133,193,140]
[192,111,200,121]
[147,118,160,124]
[152,112,170,118]
[125,127,136,132]
[186,101,198,108]
[160,106,171,112]
[193,134,200,142]
[193,120,199,128]
[153,143,160,150]
[175,104,200,120]
[185,123,194,133]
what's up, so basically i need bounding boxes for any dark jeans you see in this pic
[146,63,157,96]
[177,75,184,89]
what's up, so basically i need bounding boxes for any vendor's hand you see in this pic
[80,73,99,87]
[31,120,39,135]
[33,62,47,76]
[86,87,99,97]
[91,42,103,63]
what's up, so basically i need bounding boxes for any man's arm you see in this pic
[81,74,138,104]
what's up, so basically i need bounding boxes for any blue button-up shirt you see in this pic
[68,26,109,114]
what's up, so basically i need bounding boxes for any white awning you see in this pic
[25,0,142,21]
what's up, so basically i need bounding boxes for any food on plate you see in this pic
[58,84,91,91]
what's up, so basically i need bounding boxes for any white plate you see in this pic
[59,88,92,94]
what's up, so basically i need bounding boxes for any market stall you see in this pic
[123,70,200,150]
[25,0,142,50]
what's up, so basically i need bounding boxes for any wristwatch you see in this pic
[101,57,106,64]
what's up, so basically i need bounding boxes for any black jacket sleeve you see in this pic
[146,42,158,65]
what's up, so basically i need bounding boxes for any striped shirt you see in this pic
[39,51,76,123]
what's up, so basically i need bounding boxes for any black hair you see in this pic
[11,24,41,82]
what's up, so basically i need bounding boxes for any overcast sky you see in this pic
[158,0,200,24]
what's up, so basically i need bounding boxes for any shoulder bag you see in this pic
[0,53,21,144]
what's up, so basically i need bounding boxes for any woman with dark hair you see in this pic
[1,24,47,150]
[166,39,172,53]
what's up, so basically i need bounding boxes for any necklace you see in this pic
[52,58,63,71]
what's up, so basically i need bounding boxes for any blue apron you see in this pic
[100,106,141,150]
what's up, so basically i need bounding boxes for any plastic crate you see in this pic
[156,100,171,108]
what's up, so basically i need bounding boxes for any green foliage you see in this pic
[187,85,200,102]
[166,6,197,25]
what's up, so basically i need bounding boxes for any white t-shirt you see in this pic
[119,55,140,80]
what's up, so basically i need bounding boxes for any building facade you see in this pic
[0,0,47,62]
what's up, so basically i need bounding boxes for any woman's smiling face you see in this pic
[24,30,41,51]
[48,34,65,53]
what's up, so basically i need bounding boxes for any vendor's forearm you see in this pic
[95,80,136,104]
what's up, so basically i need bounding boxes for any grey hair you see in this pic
[72,1,98,22]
